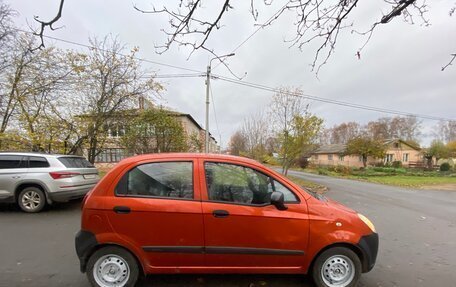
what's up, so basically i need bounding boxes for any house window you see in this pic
[403,153,409,162]
[339,155,345,161]
[313,155,319,160]
[394,142,399,148]
[95,148,130,163]
[328,154,333,161]
[385,154,394,163]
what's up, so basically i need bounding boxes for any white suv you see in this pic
[0,153,99,212]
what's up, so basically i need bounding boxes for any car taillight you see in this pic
[49,171,80,179]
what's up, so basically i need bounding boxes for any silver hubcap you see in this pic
[21,191,41,210]
[321,255,355,287]
[93,254,130,287]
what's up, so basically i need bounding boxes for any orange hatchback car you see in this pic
[75,153,378,287]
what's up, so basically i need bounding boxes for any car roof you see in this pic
[118,153,261,166]
[0,152,85,158]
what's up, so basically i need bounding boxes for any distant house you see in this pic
[310,139,423,168]
[382,139,422,166]
[311,144,366,168]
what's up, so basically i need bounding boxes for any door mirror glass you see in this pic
[270,191,287,210]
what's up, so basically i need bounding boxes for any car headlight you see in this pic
[358,213,376,233]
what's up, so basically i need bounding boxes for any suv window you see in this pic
[29,156,50,168]
[58,157,94,168]
[205,162,298,205]
[0,155,27,169]
[116,162,193,199]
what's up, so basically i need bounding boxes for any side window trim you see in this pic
[115,160,195,201]
[203,161,300,207]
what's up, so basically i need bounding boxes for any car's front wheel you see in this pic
[18,187,46,213]
[312,247,362,287]
[86,246,139,287]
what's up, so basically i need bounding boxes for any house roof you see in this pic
[383,139,421,151]
[313,144,346,154]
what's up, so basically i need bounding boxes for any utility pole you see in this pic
[204,53,235,153]
[205,64,211,153]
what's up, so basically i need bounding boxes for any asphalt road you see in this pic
[1,171,455,287]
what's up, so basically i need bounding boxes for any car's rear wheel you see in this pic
[17,187,46,213]
[87,246,139,287]
[312,247,362,287]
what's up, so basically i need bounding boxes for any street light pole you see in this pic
[205,53,235,153]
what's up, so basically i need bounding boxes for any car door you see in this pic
[200,160,310,270]
[0,155,29,200]
[105,160,205,268]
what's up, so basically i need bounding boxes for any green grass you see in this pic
[348,175,456,188]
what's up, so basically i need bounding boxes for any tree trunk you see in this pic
[362,155,367,168]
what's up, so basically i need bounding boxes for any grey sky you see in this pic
[9,0,456,148]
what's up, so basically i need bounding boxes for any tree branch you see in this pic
[32,0,65,51]
[442,53,456,71]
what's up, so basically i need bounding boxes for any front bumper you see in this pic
[358,232,379,272]
[75,230,98,273]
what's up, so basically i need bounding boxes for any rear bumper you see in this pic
[358,232,379,272]
[48,187,93,202]
[75,230,98,273]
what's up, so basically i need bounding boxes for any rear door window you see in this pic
[58,157,94,168]
[0,155,27,169]
[29,156,50,168]
[116,162,193,199]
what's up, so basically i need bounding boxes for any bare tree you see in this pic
[326,122,362,144]
[436,120,456,143]
[365,116,421,142]
[270,87,314,174]
[0,1,16,71]
[241,111,270,160]
[0,34,36,149]
[133,0,439,72]
[70,35,161,163]
[0,33,73,151]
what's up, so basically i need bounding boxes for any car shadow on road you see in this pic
[137,274,314,287]
[0,200,81,213]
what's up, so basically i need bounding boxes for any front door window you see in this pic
[204,162,298,205]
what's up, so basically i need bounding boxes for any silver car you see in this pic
[0,152,100,212]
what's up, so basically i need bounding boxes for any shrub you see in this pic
[296,156,309,169]
[335,165,352,175]
[440,162,451,172]
[392,161,402,168]
[318,168,329,175]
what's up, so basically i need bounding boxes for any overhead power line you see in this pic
[15,28,204,74]
[213,74,455,122]
[13,29,454,122]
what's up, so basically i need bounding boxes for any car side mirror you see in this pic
[270,191,288,211]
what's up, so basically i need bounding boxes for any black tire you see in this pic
[17,187,46,213]
[86,246,139,287]
[312,247,362,287]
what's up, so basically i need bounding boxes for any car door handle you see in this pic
[212,210,229,218]
[12,176,21,179]
[113,206,131,214]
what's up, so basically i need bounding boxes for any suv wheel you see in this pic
[312,247,362,287]
[18,187,46,213]
[87,246,139,287]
